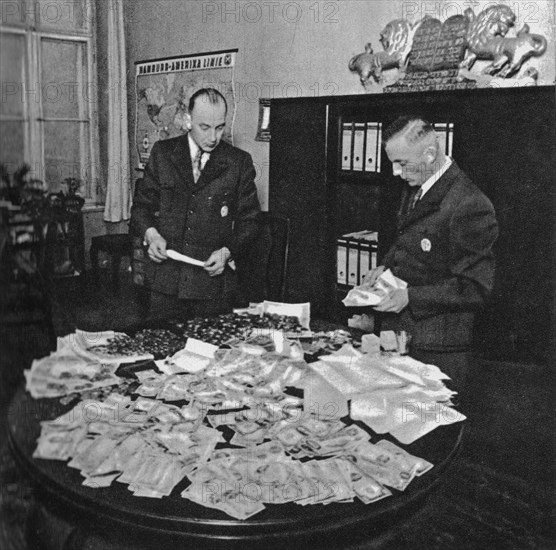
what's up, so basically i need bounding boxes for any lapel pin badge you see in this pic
[421,238,432,252]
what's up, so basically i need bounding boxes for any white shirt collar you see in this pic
[419,156,453,199]
[188,134,210,168]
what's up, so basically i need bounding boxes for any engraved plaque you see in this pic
[387,15,474,93]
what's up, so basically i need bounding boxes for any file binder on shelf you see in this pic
[337,237,348,285]
[341,123,352,171]
[365,122,382,173]
[340,122,383,173]
[352,123,365,171]
[336,230,378,288]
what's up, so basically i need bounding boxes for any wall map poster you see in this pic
[135,49,237,169]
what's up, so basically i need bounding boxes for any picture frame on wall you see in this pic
[255,98,271,141]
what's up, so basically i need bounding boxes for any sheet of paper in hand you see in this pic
[166,249,205,267]
[342,269,407,307]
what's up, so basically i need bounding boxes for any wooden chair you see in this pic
[0,210,56,346]
[89,232,151,321]
[89,233,133,293]
[236,212,290,304]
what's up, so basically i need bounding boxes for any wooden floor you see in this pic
[0,273,554,549]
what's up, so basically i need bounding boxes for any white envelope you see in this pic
[166,249,205,267]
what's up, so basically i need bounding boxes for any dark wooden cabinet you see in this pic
[268,100,333,316]
[269,86,555,363]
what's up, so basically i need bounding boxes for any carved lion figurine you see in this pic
[349,19,417,85]
[460,4,547,77]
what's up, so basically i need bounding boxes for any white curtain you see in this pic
[103,0,131,222]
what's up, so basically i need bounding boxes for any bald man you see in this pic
[365,116,498,391]
[131,88,261,320]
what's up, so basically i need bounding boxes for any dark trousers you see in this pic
[148,290,232,323]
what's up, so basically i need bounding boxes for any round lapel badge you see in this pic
[421,238,432,252]
[220,205,229,217]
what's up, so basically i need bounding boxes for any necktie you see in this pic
[411,187,423,210]
[193,149,203,183]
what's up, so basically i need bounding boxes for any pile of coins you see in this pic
[130,329,186,358]
[170,313,305,346]
[250,313,305,333]
[89,329,186,359]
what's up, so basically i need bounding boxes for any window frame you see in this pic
[0,0,100,205]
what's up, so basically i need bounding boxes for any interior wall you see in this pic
[122,0,555,209]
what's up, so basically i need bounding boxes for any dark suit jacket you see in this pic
[381,162,498,351]
[130,135,261,300]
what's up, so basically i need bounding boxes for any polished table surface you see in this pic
[8,377,464,549]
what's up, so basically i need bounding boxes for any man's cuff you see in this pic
[222,246,232,261]
[143,227,160,246]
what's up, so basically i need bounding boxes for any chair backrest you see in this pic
[237,212,290,304]
[131,235,148,287]
[264,213,290,302]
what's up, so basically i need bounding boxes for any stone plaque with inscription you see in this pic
[386,15,474,92]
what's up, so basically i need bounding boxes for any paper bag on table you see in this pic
[262,300,311,330]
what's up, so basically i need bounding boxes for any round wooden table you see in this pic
[8,385,464,550]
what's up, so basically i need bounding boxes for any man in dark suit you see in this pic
[366,116,498,390]
[130,88,261,320]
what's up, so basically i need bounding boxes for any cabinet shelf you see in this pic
[269,86,555,362]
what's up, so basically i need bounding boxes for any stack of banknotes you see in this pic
[24,337,122,399]
[28,324,454,519]
[33,386,432,518]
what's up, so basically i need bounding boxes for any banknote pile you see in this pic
[33,392,223,496]
[24,336,121,399]
[150,348,306,409]
[300,329,355,360]
[24,306,355,403]
[33,387,432,517]
[28,316,450,519]
[181,442,391,519]
[207,408,372,457]
[183,436,432,518]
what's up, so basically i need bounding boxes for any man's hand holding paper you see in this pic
[343,268,408,309]
[145,228,168,263]
[204,247,231,277]
[363,265,385,286]
[374,288,409,313]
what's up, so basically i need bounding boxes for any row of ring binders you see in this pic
[341,122,382,173]
[340,121,454,174]
[337,230,378,287]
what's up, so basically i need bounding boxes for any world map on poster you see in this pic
[135,50,237,169]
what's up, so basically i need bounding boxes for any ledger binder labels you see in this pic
[337,230,378,287]
[341,123,352,171]
[341,122,382,173]
[366,122,382,173]
[353,123,365,171]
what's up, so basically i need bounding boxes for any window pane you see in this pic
[0,121,25,167]
[43,121,89,194]
[41,39,87,119]
[34,0,93,33]
[0,32,26,117]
